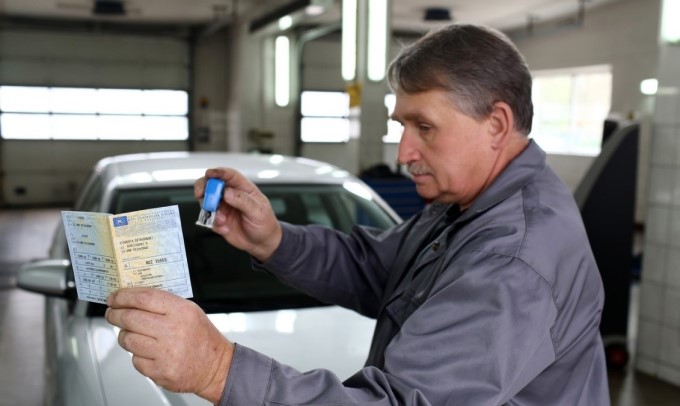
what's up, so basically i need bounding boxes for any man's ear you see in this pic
[487,102,515,149]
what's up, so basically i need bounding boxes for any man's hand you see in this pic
[195,167,282,262]
[105,288,233,404]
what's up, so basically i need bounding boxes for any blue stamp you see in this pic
[113,216,128,227]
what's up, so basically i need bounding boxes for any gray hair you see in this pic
[387,24,533,135]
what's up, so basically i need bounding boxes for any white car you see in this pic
[18,151,401,406]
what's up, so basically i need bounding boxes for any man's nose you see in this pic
[397,129,419,166]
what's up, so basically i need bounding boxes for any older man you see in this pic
[106,24,609,405]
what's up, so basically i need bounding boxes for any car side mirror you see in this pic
[17,259,74,298]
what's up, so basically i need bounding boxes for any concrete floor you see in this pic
[2,207,680,405]
[0,208,58,406]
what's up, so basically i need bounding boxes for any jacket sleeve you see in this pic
[221,250,558,405]
[253,221,411,318]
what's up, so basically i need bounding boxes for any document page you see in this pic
[62,205,193,304]
[109,205,193,299]
[62,211,119,304]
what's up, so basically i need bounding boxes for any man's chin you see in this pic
[414,185,438,201]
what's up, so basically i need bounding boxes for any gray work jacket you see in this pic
[218,140,610,405]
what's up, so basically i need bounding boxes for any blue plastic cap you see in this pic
[202,178,225,212]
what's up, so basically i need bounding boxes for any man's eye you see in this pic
[419,124,431,132]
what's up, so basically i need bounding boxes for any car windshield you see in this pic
[86,184,396,316]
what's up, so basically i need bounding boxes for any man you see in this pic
[106,24,610,405]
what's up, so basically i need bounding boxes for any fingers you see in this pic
[195,167,258,199]
[205,167,258,194]
[106,306,166,338]
[106,289,179,345]
[221,186,264,218]
[104,287,234,403]
[130,355,156,380]
[195,167,267,219]
[196,167,275,230]
[118,329,158,359]
[129,355,177,391]
[194,176,207,199]
[107,287,178,314]
[193,167,281,260]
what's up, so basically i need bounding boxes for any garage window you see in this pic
[382,93,402,143]
[301,91,350,143]
[0,86,188,140]
[531,65,612,156]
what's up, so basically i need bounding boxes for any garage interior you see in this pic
[2,0,680,404]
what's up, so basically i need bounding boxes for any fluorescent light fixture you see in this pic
[661,0,680,43]
[342,0,357,81]
[305,5,324,16]
[367,0,388,81]
[250,0,333,34]
[71,337,79,359]
[278,15,293,30]
[275,35,290,107]
[640,78,658,95]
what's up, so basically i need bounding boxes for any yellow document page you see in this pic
[62,211,119,304]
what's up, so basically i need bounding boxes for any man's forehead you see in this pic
[391,90,457,119]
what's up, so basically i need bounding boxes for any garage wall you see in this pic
[193,21,281,156]
[511,0,661,222]
[191,28,232,153]
[636,39,680,388]
[0,29,190,206]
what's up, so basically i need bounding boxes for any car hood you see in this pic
[91,306,376,406]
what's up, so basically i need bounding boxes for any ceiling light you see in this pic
[275,36,290,107]
[250,0,333,34]
[661,0,680,43]
[278,15,293,30]
[305,5,325,16]
[640,78,658,95]
[342,0,358,81]
[368,0,388,82]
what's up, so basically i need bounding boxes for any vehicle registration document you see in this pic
[62,205,193,304]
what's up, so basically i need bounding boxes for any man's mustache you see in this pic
[406,164,433,176]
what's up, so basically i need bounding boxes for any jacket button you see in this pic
[432,242,440,251]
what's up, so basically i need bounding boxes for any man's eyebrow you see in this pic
[391,112,422,122]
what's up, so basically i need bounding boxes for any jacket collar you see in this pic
[457,139,546,223]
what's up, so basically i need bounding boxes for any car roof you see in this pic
[95,151,355,190]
